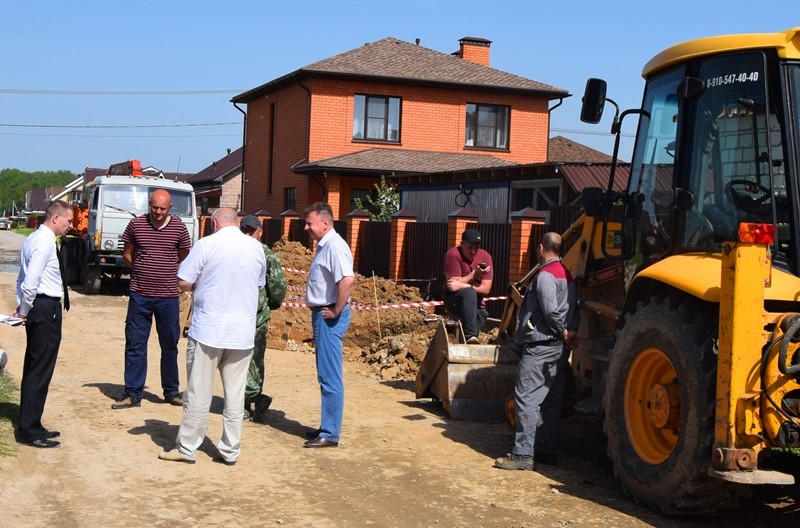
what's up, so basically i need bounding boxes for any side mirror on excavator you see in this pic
[581,78,607,124]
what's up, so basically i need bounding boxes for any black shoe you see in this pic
[252,394,273,424]
[21,438,61,449]
[304,437,338,448]
[212,456,236,466]
[42,429,61,439]
[254,394,273,412]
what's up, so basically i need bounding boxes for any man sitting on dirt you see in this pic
[442,228,493,344]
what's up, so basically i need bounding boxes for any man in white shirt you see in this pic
[158,208,266,465]
[302,202,354,448]
[13,200,74,448]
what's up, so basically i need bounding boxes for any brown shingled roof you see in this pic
[548,135,614,163]
[233,37,568,103]
[187,147,243,184]
[292,148,515,175]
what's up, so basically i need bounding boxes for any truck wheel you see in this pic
[604,294,745,515]
[83,266,101,295]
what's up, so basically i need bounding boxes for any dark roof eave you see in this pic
[293,163,416,177]
[232,69,569,103]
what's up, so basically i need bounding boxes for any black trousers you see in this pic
[18,296,62,441]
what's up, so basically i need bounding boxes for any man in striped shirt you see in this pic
[112,189,191,409]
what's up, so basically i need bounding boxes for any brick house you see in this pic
[185,147,244,213]
[231,36,570,219]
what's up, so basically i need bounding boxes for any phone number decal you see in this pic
[706,71,759,87]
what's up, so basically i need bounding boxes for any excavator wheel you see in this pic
[604,294,746,515]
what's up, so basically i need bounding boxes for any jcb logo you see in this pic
[606,230,621,248]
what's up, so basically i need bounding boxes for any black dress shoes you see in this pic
[304,436,338,448]
[42,429,61,439]
[26,438,61,449]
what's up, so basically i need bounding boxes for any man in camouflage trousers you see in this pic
[239,215,287,423]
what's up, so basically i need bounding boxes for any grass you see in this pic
[12,227,34,236]
[0,367,19,457]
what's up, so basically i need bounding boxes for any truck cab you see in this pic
[62,162,198,294]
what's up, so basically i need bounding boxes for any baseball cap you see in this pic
[461,228,481,244]
[240,215,261,231]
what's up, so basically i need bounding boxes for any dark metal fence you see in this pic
[264,218,282,248]
[357,221,391,278]
[547,205,584,234]
[402,222,448,301]
[289,219,310,247]
[333,220,347,243]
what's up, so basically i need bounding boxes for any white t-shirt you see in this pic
[178,225,266,349]
[306,229,353,307]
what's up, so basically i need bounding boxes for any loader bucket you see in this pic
[415,320,520,420]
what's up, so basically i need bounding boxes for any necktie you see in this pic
[57,242,70,311]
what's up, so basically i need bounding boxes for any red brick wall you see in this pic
[306,78,549,164]
[459,42,490,67]
[243,77,552,219]
[243,84,309,214]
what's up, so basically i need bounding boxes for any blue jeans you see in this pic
[312,305,351,442]
[123,291,180,401]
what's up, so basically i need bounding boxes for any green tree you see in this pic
[0,168,78,214]
[353,175,400,221]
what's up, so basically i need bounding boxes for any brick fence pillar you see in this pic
[447,207,479,249]
[253,209,272,244]
[347,209,370,275]
[389,209,417,281]
[509,207,547,283]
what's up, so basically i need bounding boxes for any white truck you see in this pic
[61,160,198,294]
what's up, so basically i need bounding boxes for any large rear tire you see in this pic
[83,266,101,295]
[604,294,745,515]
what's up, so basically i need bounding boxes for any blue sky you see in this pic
[0,1,795,175]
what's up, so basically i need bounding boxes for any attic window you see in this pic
[465,103,509,150]
[353,94,401,142]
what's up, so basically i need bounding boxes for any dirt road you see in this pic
[0,265,797,527]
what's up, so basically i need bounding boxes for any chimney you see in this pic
[458,37,491,67]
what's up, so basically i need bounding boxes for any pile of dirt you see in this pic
[268,237,440,381]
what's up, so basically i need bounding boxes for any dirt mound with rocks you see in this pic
[267,237,442,381]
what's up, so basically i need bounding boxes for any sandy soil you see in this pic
[0,235,798,526]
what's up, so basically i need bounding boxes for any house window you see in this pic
[284,187,296,212]
[353,94,401,142]
[465,103,509,149]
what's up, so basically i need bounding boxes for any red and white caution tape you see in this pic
[277,296,506,311]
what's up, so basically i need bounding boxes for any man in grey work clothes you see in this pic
[494,232,579,470]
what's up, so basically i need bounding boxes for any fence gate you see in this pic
[357,221,391,278]
[402,222,448,301]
